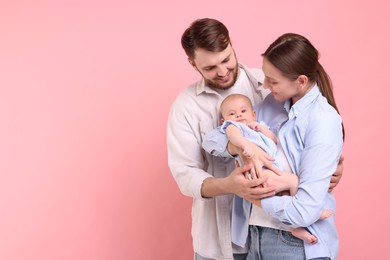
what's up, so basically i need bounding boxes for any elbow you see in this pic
[282,206,323,228]
[297,216,318,227]
[281,215,317,228]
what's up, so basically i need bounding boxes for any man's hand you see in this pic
[239,141,282,178]
[224,162,276,201]
[329,155,344,192]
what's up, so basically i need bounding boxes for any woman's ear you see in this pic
[297,75,309,88]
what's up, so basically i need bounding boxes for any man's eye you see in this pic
[204,67,215,71]
[229,112,235,116]
[241,109,247,113]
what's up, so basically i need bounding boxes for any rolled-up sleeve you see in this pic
[201,120,239,158]
[201,127,232,158]
[167,97,213,201]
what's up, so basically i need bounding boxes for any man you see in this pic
[167,18,343,260]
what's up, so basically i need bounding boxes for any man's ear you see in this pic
[188,58,198,71]
[220,118,225,124]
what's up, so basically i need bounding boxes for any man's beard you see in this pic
[204,66,239,90]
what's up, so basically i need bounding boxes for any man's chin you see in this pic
[205,68,238,90]
[206,79,235,90]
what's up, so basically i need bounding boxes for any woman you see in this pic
[246,33,344,260]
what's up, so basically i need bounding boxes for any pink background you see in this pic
[1,0,389,259]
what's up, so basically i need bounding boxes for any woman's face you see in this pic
[262,58,300,102]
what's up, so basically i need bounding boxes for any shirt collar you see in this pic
[284,84,321,119]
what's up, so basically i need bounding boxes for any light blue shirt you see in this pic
[202,120,279,163]
[257,85,343,259]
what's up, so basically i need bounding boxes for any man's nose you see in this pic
[216,66,228,77]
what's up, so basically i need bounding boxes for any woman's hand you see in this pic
[260,169,299,195]
[329,154,344,192]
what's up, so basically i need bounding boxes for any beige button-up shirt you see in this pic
[167,64,268,259]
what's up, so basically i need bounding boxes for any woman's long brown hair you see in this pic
[263,33,345,140]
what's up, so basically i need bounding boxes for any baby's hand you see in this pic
[249,121,266,133]
[242,145,254,158]
[247,121,261,131]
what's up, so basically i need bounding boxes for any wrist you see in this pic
[287,173,299,195]
[201,176,230,198]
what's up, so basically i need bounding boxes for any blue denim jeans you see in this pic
[247,225,305,260]
[194,252,247,260]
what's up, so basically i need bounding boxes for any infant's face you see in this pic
[221,98,256,125]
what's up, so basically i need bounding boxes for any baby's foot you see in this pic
[291,228,318,245]
[320,209,333,219]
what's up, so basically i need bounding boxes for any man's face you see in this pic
[190,44,239,90]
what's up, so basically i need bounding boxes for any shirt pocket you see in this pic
[199,119,217,140]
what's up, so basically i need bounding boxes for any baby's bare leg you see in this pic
[290,209,333,244]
